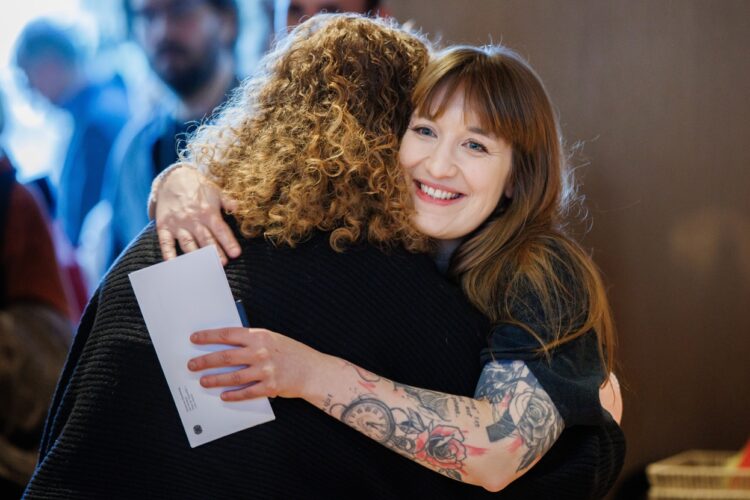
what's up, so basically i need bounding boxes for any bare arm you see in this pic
[600,372,623,424]
[316,359,564,491]
[188,327,564,492]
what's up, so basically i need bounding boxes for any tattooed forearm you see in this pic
[319,361,562,487]
[331,370,477,482]
[476,360,563,471]
[340,396,470,481]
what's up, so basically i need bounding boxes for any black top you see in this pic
[26,226,624,499]
[479,247,610,430]
[482,322,607,428]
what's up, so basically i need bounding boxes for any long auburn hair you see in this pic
[186,14,431,252]
[413,46,615,374]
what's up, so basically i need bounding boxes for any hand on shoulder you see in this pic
[150,162,241,264]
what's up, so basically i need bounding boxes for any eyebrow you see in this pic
[467,126,493,137]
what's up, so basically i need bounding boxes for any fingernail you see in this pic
[188,360,196,370]
[190,333,198,341]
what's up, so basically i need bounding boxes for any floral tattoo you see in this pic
[331,368,476,481]
[476,360,563,471]
[329,361,562,481]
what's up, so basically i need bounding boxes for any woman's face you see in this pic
[399,89,514,242]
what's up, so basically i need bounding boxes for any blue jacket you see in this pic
[104,107,176,259]
[104,79,238,263]
[58,79,130,246]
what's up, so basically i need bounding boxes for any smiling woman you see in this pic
[400,89,514,242]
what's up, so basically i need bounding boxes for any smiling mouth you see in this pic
[415,181,464,201]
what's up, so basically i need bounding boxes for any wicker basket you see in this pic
[647,450,750,499]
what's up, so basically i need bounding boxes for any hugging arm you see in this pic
[317,359,565,491]
[148,163,240,264]
[188,327,564,492]
[148,165,623,426]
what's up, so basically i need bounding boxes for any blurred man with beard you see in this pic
[105,0,239,261]
[279,0,386,30]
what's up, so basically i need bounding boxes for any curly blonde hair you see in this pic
[185,14,431,252]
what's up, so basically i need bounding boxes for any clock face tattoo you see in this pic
[341,398,395,443]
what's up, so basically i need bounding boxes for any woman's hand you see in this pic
[153,163,241,264]
[187,327,332,401]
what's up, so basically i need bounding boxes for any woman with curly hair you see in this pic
[149,15,624,498]
[152,12,430,265]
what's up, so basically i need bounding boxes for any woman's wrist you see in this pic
[299,352,346,406]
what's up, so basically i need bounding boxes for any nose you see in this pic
[424,143,458,179]
[155,14,183,41]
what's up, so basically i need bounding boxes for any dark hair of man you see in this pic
[14,20,80,69]
[123,0,240,49]
[365,0,381,12]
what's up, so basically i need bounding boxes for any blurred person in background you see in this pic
[14,19,131,250]
[105,0,240,263]
[0,91,73,499]
[278,0,387,29]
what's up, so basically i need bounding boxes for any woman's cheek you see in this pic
[398,135,422,171]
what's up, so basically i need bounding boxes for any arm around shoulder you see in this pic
[147,162,241,262]
[188,327,564,492]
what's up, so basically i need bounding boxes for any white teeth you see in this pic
[419,182,461,200]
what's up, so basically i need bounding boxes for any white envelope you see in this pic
[129,245,275,447]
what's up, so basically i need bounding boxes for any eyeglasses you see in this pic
[131,0,206,26]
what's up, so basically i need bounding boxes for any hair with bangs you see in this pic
[414,45,615,375]
[185,14,431,252]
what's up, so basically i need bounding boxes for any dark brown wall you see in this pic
[389,1,750,497]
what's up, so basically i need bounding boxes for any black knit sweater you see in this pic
[25,225,624,499]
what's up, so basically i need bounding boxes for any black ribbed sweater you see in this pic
[25,225,624,499]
